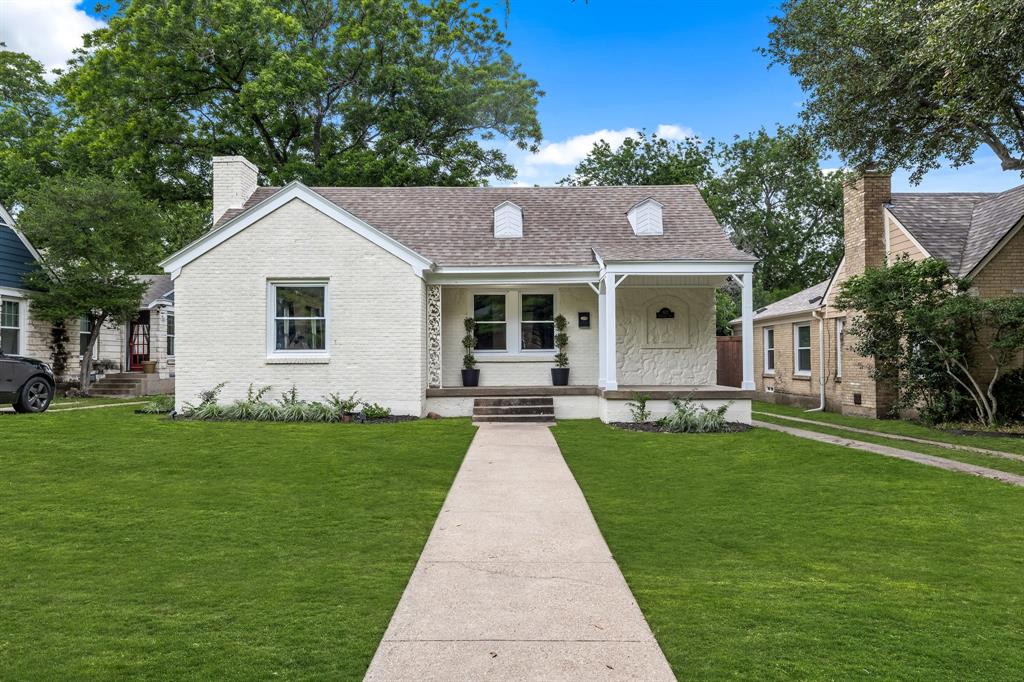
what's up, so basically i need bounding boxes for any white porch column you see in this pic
[603,272,618,390]
[426,284,443,388]
[597,281,607,389]
[740,272,755,390]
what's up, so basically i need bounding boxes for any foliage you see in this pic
[48,323,70,378]
[138,394,174,414]
[17,175,164,391]
[223,384,275,420]
[180,382,228,420]
[553,314,569,368]
[325,391,362,414]
[561,130,714,188]
[462,316,478,370]
[993,369,1024,424]
[660,397,732,433]
[763,0,1024,182]
[626,392,652,424]
[836,257,1024,426]
[710,125,846,296]
[0,48,60,207]
[361,402,393,420]
[715,290,739,335]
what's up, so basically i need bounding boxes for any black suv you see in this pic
[0,350,55,413]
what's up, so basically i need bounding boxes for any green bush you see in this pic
[626,392,651,423]
[361,402,392,420]
[138,394,174,414]
[179,384,401,423]
[660,397,732,433]
[994,369,1024,424]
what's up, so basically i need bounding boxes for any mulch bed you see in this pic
[610,421,752,433]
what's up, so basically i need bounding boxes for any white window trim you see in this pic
[266,280,330,360]
[0,296,28,356]
[79,316,100,360]
[166,311,176,359]
[763,327,775,374]
[793,322,812,376]
[470,289,558,357]
[835,318,845,378]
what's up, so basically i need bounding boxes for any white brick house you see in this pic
[161,156,759,422]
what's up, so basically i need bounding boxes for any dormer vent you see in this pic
[494,201,523,239]
[627,198,664,236]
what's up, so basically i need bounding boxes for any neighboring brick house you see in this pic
[161,156,761,422]
[732,173,1024,417]
[0,202,175,395]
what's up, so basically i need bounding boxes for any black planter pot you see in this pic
[461,368,480,387]
[551,367,570,386]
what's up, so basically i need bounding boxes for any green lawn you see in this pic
[1,408,475,680]
[554,420,1024,680]
[754,400,1024,456]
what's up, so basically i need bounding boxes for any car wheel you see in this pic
[14,378,53,413]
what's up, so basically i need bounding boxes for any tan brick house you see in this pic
[733,173,1024,417]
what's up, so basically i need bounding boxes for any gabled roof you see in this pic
[731,279,830,325]
[0,203,38,291]
[138,274,174,308]
[887,184,1024,277]
[213,184,754,268]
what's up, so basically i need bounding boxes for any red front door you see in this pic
[128,312,151,371]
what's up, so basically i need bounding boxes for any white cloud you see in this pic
[0,0,105,78]
[505,123,695,186]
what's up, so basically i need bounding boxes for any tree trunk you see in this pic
[79,313,108,394]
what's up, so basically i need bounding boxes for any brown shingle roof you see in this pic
[217,185,754,267]
[730,279,830,325]
[888,185,1024,276]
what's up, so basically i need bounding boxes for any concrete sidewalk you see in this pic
[364,424,675,681]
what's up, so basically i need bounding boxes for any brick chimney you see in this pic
[842,171,891,276]
[212,156,258,224]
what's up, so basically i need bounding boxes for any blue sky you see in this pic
[2,0,1019,192]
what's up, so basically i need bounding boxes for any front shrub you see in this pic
[994,368,1024,424]
[626,392,651,423]
[661,397,731,433]
[138,394,174,414]
[361,402,392,420]
[177,384,401,423]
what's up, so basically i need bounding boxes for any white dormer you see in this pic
[494,201,523,239]
[627,198,664,236]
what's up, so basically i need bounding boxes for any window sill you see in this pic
[476,353,557,363]
[762,372,776,378]
[266,355,330,365]
[792,374,812,381]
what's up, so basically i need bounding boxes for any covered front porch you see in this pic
[423,259,756,422]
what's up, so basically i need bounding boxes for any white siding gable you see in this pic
[627,198,664,236]
[494,201,523,239]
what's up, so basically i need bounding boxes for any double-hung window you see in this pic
[166,313,175,357]
[835,318,844,378]
[269,282,328,356]
[472,291,556,354]
[1,300,21,354]
[473,294,507,351]
[520,294,555,351]
[763,327,775,374]
[794,323,812,376]
[79,316,97,357]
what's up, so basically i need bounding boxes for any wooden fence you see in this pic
[716,336,742,387]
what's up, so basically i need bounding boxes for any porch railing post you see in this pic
[740,272,755,390]
[604,272,618,390]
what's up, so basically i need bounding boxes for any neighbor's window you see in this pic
[79,316,94,357]
[835,318,844,378]
[473,294,507,351]
[520,293,555,351]
[166,313,175,357]
[272,284,327,352]
[1,300,21,354]
[794,323,812,375]
[764,327,775,373]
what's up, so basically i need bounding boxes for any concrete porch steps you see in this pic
[473,396,555,423]
[90,374,146,397]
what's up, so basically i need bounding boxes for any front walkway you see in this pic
[364,424,674,681]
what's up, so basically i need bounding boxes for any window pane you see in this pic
[1,301,19,328]
[475,322,506,351]
[798,325,811,348]
[167,314,175,336]
[167,336,175,356]
[798,348,812,372]
[521,294,553,321]
[1,328,18,354]
[473,295,505,322]
[767,349,775,370]
[275,318,326,350]
[766,329,774,349]
[521,322,554,350]
[276,286,325,318]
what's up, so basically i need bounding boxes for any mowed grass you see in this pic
[754,400,1024,456]
[553,420,1024,680]
[0,408,475,680]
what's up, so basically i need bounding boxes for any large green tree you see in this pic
[763,0,1024,182]
[560,131,714,188]
[18,176,164,391]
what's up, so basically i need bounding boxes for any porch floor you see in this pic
[426,385,755,400]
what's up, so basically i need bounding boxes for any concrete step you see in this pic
[474,397,554,407]
[473,414,555,423]
[474,405,555,416]
[90,390,140,397]
[93,380,144,388]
